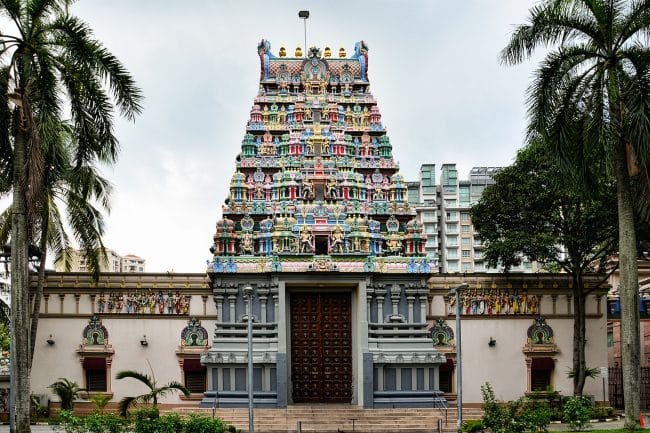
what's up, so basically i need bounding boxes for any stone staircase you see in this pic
[174,405,484,433]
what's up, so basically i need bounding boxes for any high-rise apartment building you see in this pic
[54,249,146,273]
[409,164,537,273]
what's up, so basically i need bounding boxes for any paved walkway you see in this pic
[0,419,637,432]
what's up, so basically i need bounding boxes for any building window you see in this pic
[447,262,458,271]
[425,224,436,234]
[439,359,454,393]
[461,225,470,233]
[84,358,108,392]
[460,212,470,221]
[446,236,458,246]
[461,263,472,272]
[446,223,458,233]
[444,199,457,208]
[530,358,554,391]
[182,359,207,394]
[474,251,482,259]
[462,250,471,258]
[461,237,471,246]
[475,262,484,271]
[447,249,458,259]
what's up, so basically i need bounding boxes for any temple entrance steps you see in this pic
[174,405,462,433]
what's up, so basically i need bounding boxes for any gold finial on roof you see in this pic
[324,47,331,57]
[279,46,286,57]
[339,47,346,58]
[295,46,302,57]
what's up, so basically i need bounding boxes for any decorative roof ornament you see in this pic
[429,319,454,346]
[527,316,554,344]
[181,317,209,347]
[307,46,322,59]
[82,315,108,346]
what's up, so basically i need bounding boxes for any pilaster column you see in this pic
[259,295,268,323]
[59,294,65,314]
[551,294,558,314]
[406,295,415,323]
[390,284,401,317]
[215,295,224,322]
[228,294,237,323]
[367,294,373,322]
[273,294,279,323]
[376,286,386,323]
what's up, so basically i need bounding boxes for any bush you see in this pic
[182,413,226,433]
[480,383,526,433]
[84,413,128,433]
[590,405,615,419]
[56,410,86,433]
[521,401,552,432]
[461,419,484,432]
[133,407,161,433]
[158,413,183,433]
[562,396,593,431]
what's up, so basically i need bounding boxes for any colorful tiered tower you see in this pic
[209,39,429,273]
[202,41,444,409]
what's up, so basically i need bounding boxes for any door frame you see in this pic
[286,284,358,405]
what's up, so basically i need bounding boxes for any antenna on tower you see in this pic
[298,10,309,58]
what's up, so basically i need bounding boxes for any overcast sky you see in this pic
[54,0,540,272]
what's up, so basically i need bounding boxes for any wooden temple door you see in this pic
[290,292,352,403]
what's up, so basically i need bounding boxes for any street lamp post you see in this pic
[298,10,309,57]
[243,285,255,433]
[449,283,468,433]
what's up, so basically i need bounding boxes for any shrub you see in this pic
[562,396,592,431]
[182,413,226,433]
[133,407,161,433]
[49,378,84,411]
[590,405,615,419]
[89,394,111,413]
[461,419,484,432]
[521,401,552,432]
[84,413,128,433]
[157,412,183,433]
[480,383,526,433]
[56,410,85,433]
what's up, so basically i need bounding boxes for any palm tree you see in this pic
[0,2,142,432]
[116,369,190,417]
[49,378,83,411]
[501,0,650,427]
[0,121,113,368]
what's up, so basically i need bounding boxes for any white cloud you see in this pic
[51,0,541,271]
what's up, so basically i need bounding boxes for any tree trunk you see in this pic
[10,101,32,433]
[29,208,48,369]
[616,138,641,429]
[609,69,641,429]
[572,273,587,396]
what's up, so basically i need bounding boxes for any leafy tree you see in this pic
[1,123,111,347]
[0,2,142,431]
[501,1,650,426]
[49,378,83,411]
[0,121,113,368]
[471,142,618,396]
[116,369,190,417]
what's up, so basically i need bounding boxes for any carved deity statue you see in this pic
[302,179,314,200]
[299,225,313,253]
[240,232,254,254]
[327,177,338,200]
[330,226,345,253]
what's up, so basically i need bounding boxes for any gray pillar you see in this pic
[363,353,374,408]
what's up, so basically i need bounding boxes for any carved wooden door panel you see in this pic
[290,292,352,403]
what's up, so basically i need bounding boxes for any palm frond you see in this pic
[115,370,154,389]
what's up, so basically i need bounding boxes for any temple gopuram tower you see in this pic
[201,40,446,409]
